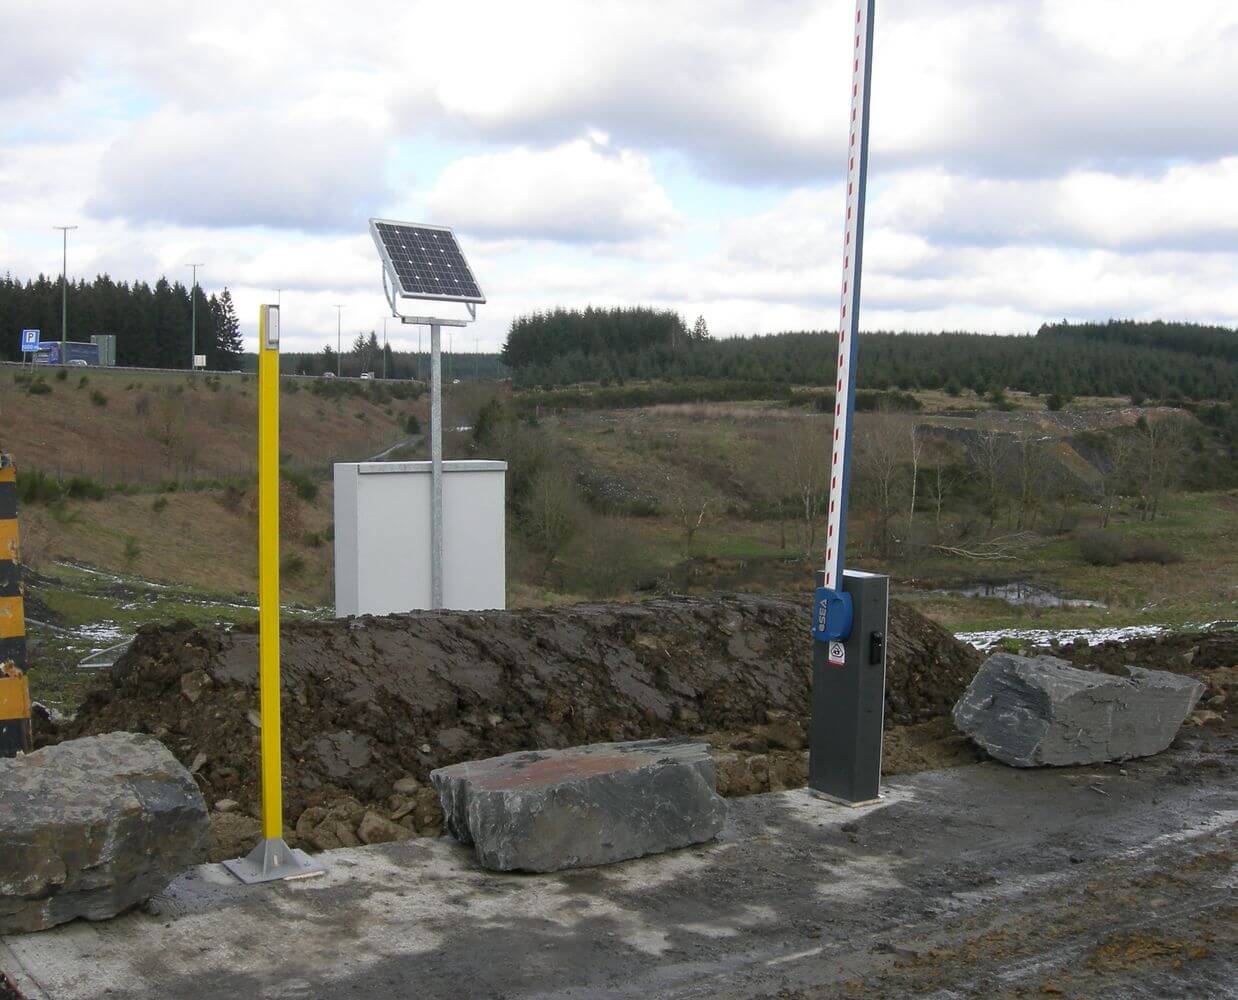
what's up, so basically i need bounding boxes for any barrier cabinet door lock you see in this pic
[869,630,885,666]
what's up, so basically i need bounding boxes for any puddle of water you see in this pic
[927,581,1105,609]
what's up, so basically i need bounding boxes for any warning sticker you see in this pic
[828,641,846,667]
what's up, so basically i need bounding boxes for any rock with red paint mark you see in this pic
[430,739,727,872]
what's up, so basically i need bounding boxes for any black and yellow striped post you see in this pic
[0,454,32,757]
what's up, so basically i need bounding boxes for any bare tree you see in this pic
[665,473,715,553]
[146,391,199,476]
[924,448,953,540]
[1098,429,1137,527]
[771,418,830,558]
[965,429,1007,532]
[1010,427,1052,531]
[907,422,925,542]
[854,413,907,558]
[520,467,582,578]
[1135,414,1188,521]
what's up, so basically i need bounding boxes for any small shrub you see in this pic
[280,468,319,502]
[1045,392,1067,411]
[90,389,108,407]
[281,553,306,576]
[303,530,323,548]
[64,476,106,501]
[219,483,246,512]
[854,390,921,413]
[16,469,63,505]
[1078,531,1182,566]
[1126,539,1183,565]
[55,368,68,381]
[625,498,661,518]
[77,375,89,389]
[27,378,52,395]
[135,394,151,416]
[404,413,421,435]
[1078,532,1128,567]
[997,636,1022,654]
[152,496,168,513]
[123,536,141,566]
[987,386,1015,411]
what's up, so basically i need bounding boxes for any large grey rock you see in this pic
[0,732,209,933]
[431,739,727,872]
[953,653,1204,767]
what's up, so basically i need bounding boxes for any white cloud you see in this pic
[874,160,1238,251]
[428,136,678,244]
[87,106,388,231]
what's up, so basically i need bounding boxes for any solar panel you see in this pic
[370,219,485,304]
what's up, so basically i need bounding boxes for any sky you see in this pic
[2,0,1237,355]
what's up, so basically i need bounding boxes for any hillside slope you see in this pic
[0,365,423,484]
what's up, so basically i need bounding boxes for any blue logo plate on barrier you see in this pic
[812,587,853,643]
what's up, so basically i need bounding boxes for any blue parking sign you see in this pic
[20,329,40,351]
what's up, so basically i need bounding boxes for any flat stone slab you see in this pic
[953,653,1204,767]
[431,738,727,872]
[0,732,208,934]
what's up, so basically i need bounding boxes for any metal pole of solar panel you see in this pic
[368,219,486,613]
[430,323,444,609]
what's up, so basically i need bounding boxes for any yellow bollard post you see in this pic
[222,305,325,884]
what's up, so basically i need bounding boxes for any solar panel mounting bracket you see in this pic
[381,267,474,326]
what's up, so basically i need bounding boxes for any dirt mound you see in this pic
[62,594,980,854]
[1040,625,1236,734]
[1045,626,1237,675]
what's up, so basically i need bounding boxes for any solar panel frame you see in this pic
[369,218,486,305]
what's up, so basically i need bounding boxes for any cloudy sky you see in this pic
[3,0,1237,354]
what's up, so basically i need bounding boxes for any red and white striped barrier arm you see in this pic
[823,0,876,592]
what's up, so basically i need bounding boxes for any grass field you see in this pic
[6,369,1234,711]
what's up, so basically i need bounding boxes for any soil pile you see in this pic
[1039,625,1236,734]
[62,594,980,857]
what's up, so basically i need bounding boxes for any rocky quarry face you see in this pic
[953,652,1205,767]
[0,731,208,934]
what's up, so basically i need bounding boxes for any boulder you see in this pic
[0,732,208,933]
[953,653,1204,767]
[357,811,411,845]
[431,739,727,873]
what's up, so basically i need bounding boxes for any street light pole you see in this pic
[333,305,342,376]
[53,225,78,365]
[187,263,204,369]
